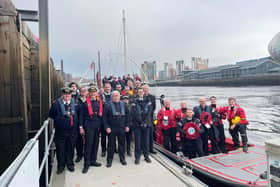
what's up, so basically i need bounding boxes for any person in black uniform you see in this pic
[143,84,157,154]
[209,96,227,153]
[193,97,221,155]
[177,109,204,158]
[121,95,133,156]
[131,87,153,164]
[100,82,112,157]
[49,87,78,174]
[103,91,130,168]
[75,86,88,163]
[79,87,103,173]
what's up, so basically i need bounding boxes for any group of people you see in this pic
[49,77,156,174]
[49,76,249,175]
[157,96,249,159]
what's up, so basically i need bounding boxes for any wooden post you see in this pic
[0,0,27,173]
[39,0,51,123]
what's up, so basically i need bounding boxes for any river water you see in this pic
[150,86,280,146]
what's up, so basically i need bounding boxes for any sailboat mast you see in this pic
[122,9,127,75]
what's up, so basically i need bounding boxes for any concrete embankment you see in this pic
[149,74,280,87]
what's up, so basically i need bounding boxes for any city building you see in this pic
[158,70,166,80]
[164,62,169,78]
[168,64,176,80]
[141,61,157,82]
[176,60,184,75]
[183,57,280,81]
[191,57,209,71]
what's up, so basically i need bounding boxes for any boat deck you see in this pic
[50,148,206,187]
[188,146,267,187]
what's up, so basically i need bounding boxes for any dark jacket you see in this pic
[49,99,78,132]
[79,99,102,129]
[193,105,211,121]
[103,101,129,132]
[131,97,153,128]
[177,117,202,137]
[101,92,111,104]
[144,93,156,114]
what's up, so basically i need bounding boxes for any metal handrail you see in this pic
[0,119,55,187]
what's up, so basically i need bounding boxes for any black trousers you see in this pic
[107,131,125,163]
[75,133,84,158]
[200,125,221,155]
[134,126,149,160]
[148,126,155,152]
[216,124,226,153]
[84,126,100,166]
[125,129,132,153]
[229,124,248,148]
[162,127,177,153]
[100,123,107,153]
[55,131,77,169]
[182,137,204,159]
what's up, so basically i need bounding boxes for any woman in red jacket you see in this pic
[157,99,177,153]
[226,97,249,152]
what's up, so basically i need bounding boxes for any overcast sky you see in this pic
[12,0,280,77]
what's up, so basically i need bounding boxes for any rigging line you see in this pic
[117,22,123,51]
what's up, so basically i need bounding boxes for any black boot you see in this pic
[56,167,64,174]
[241,133,248,153]
[120,159,127,166]
[90,162,102,167]
[101,151,106,157]
[106,161,112,168]
[82,165,89,174]
[75,156,82,163]
[145,157,152,163]
[127,151,132,157]
[243,144,248,153]
[67,165,75,172]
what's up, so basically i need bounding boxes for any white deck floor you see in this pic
[50,148,205,187]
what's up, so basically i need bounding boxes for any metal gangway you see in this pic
[0,119,55,187]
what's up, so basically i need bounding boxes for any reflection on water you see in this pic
[150,86,280,145]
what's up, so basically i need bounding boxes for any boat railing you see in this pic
[0,119,55,187]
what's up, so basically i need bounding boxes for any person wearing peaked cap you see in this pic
[88,86,98,93]
[49,87,78,174]
[79,85,103,173]
[61,87,73,94]
[121,95,129,100]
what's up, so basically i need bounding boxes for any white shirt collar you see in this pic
[63,100,70,105]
